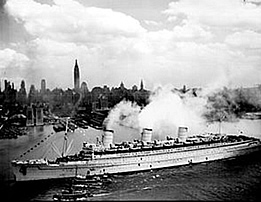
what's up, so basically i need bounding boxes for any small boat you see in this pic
[53,189,92,201]
[74,175,102,184]
[72,183,103,189]
[53,123,66,133]
[74,174,113,184]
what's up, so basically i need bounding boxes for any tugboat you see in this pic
[73,175,102,183]
[53,174,112,200]
[53,189,93,201]
[73,174,112,184]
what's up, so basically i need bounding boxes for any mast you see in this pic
[61,117,69,157]
[218,114,226,135]
[218,119,221,135]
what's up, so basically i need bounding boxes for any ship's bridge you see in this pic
[83,142,96,150]
[82,142,104,152]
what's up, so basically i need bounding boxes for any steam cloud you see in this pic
[102,81,261,139]
[103,100,141,130]
[104,84,211,139]
[139,85,207,137]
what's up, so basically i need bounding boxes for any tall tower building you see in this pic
[140,79,144,91]
[74,59,80,90]
[40,79,46,94]
[17,80,27,105]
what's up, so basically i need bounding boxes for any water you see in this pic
[1,120,261,201]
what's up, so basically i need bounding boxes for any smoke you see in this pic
[138,84,207,137]
[203,86,261,122]
[0,0,6,9]
[104,83,261,139]
[103,99,141,130]
[104,84,209,138]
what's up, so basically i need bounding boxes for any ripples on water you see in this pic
[1,121,261,201]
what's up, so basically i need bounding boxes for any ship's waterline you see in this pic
[11,124,261,181]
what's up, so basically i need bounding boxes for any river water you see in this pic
[0,119,261,201]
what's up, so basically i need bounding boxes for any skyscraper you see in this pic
[40,79,46,94]
[140,79,144,90]
[17,80,27,105]
[74,59,80,90]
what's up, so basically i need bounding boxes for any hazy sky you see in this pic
[0,0,261,90]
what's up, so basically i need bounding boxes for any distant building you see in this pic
[26,106,44,126]
[140,79,144,91]
[17,80,27,105]
[74,59,80,90]
[120,81,125,90]
[40,79,46,94]
[80,81,89,94]
[2,80,17,104]
[35,107,44,125]
[28,84,37,104]
[26,106,34,126]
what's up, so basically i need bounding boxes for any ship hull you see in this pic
[12,139,261,181]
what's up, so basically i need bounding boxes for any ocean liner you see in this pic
[11,125,261,181]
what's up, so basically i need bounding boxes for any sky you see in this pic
[0,0,261,91]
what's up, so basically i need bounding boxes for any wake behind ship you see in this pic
[11,126,261,181]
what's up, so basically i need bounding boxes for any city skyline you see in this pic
[1,0,261,90]
[0,60,148,92]
[0,67,148,93]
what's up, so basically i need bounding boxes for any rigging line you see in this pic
[40,142,51,159]
[16,131,55,159]
[65,139,74,156]
[62,117,70,157]
[51,142,62,157]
